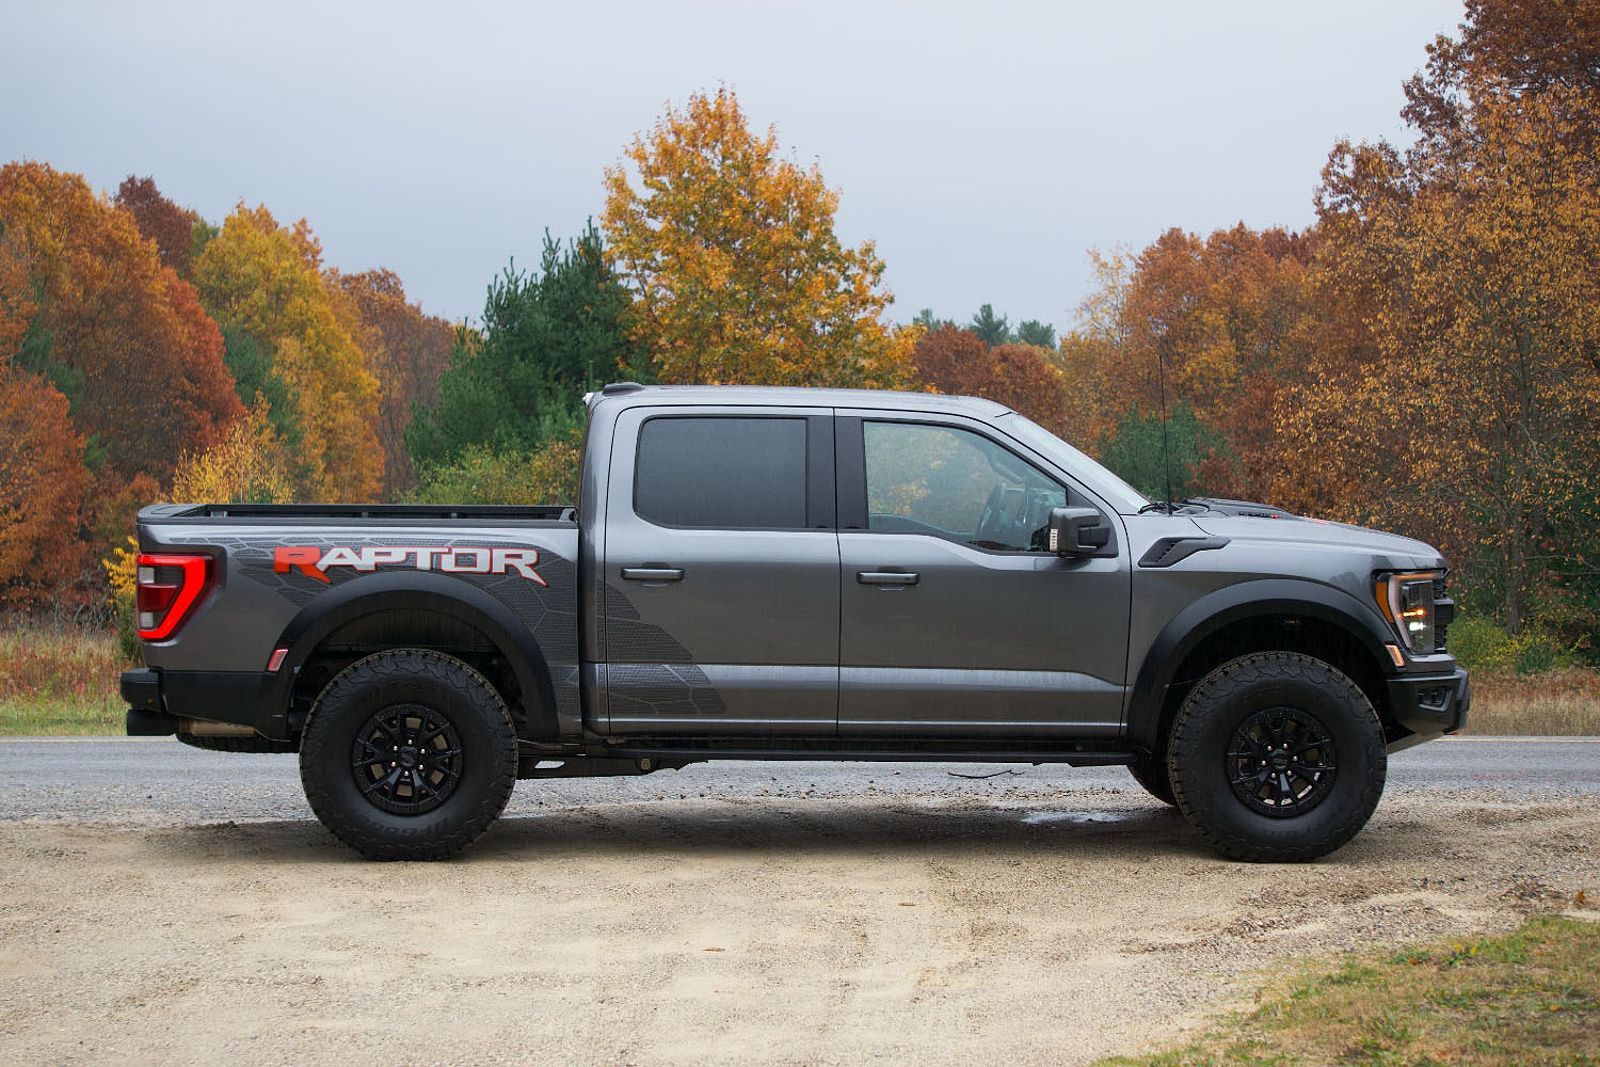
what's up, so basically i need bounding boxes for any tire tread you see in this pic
[299,649,517,860]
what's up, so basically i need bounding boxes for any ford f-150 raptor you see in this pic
[121,383,1470,861]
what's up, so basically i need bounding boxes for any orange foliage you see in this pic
[911,326,1067,433]
[0,368,88,606]
[603,88,913,388]
[0,162,241,488]
[329,269,455,493]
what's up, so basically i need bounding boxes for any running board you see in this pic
[601,745,1139,768]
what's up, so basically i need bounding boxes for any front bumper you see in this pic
[1387,667,1471,739]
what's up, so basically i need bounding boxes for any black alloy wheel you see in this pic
[1225,706,1338,817]
[351,704,465,816]
[300,649,518,860]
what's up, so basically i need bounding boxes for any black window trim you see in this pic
[631,411,835,533]
[837,411,1104,556]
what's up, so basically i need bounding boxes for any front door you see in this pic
[836,411,1130,738]
[601,406,839,735]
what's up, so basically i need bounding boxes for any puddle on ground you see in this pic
[1017,810,1137,826]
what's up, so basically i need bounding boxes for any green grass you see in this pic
[1097,915,1600,1067]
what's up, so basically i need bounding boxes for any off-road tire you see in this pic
[299,649,517,860]
[1127,756,1176,805]
[177,732,296,754]
[1166,651,1386,862]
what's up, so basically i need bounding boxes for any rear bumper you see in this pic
[121,667,287,739]
[1387,667,1471,740]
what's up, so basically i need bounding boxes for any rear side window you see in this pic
[635,416,807,529]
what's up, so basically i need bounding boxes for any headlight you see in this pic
[1376,571,1441,654]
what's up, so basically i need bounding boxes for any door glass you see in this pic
[635,416,808,529]
[863,421,1066,551]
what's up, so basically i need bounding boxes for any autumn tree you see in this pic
[911,326,1066,432]
[408,226,636,469]
[603,88,913,388]
[0,369,88,606]
[0,220,35,359]
[193,204,381,501]
[169,403,293,504]
[0,162,241,491]
[115,176,203,278]
[1276,0,1600,639]
[330,269,455,492]
[1050,227,1316,500]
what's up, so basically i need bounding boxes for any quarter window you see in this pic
[635,416,808,529]
[863,421,1066,551]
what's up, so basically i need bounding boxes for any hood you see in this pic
[1189,509,1444,566]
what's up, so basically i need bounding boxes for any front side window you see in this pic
[864,421,1066,551]
[635,416,807,529]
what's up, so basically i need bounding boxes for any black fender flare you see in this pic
[1125,578,1396,752]
[258,571,558,741]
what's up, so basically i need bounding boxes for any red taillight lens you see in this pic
[135,553,210,641]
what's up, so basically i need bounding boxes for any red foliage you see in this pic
[912,326,1067,433]
[115,175,199,278]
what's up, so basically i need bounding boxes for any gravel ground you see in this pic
[0,739,1597,1066]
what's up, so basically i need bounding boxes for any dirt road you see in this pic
[1,743,1596,1066]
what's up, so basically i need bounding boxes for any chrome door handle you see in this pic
[622,567,684,582]
[857,571,919,586]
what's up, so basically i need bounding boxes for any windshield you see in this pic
[992,411,1151,514]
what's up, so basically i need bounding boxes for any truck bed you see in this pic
[142,503,576,523]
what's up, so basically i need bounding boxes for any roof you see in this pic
[591,382,1013,418]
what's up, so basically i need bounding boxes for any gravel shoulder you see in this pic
[1,743,1597,1066]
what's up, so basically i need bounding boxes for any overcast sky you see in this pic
[3,1,1464,330]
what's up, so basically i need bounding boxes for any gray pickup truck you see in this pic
[122,383,1469,861]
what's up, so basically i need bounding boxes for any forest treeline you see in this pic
[1,0,1596,659]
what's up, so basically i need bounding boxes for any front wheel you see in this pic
[1166,651,1386,862]
[300,649,518,860]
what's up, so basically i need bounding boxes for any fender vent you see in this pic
[1138,536,1230,569]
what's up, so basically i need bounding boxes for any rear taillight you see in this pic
[135,553,211,641]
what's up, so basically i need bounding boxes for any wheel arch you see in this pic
[1126,578,1399,755]
[261,572,558,742]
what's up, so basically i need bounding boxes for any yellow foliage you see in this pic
[102,536,138,605]
[192,204,382,501]
[169,403,294,504]
[1275,85,1600,631]
[603,88,912,389]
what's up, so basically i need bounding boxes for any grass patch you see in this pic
[0,622,129,736]
[1465,668,1600,736]
[1098,915,1600,1067]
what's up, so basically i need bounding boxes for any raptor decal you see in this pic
[273,545,548,586]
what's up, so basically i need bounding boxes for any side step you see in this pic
[601,745,1140,768]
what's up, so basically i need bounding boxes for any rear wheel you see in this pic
[1166,651,1386,862]
[299,649,517,860]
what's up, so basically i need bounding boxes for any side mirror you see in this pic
[1048,506,1115,557]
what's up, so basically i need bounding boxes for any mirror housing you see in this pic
[1048,506,1116,558]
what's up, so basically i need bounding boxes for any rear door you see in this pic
[835,410,1130,738]
[600,406,839,735]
